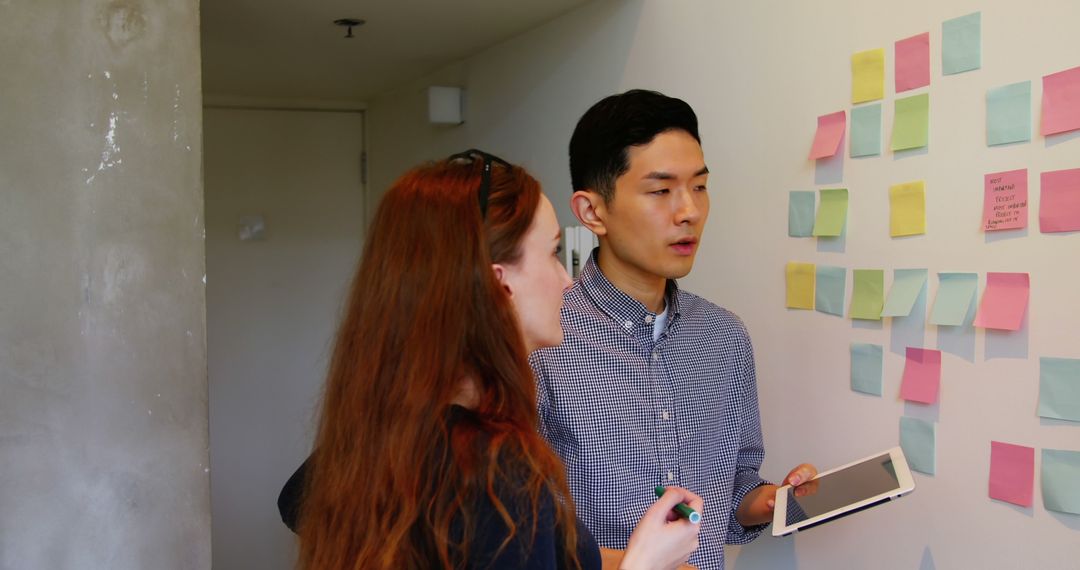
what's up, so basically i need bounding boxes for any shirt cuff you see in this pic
[726,477,771,545]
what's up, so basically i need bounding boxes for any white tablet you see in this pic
[772,446,915,537]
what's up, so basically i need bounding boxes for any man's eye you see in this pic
[554,245,563,256]
[695,185,708,192]
[651,189,669,195]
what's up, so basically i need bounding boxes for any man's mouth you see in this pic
[670,237,698,255]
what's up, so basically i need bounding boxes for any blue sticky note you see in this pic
[851,343,883,396]
[900,416,936,475]
[929,273,978,326]
[815,265,847,316]
[882,269,929,317]
[1042,449,1080,515]
[788,191,816,237]
[987,81,1032,146]
[943,12,981,75]
[850,103,882,157]
[1038,357,1080,423]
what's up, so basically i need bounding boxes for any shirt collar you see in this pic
[578,249,681,330]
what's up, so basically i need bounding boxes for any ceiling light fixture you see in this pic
[333,18,365,38]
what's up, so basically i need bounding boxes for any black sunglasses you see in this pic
[446,149,512,219]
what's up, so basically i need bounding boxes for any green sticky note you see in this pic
[943,12,981,75]
[788,191,816,237]
[1038,357,1080,423]
[812,188,848,237]
[929,273,978,326]
[815,265,847,316]
[1042,449,1080,515]
[900,416,936,475]
[851,343,883,396]
[850,269,884,320]
[850,103,882,157]
[892,93,930,151]
[882,269,928,317]
[987,81,1032,146]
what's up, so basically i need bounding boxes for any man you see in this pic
[530,89,815,570]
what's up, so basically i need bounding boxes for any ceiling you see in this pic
[201,0,590,104]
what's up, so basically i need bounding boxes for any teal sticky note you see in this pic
[900,416,936,475]
[788,191,816,237]
[1041,449,1080,515]
[851,343,883,396]
[929,272,978,326]
[1038,357,1080,422]
[987,81,1032,146]
[815,265,847,316]
[851,103,882,157]
[943,12,981,75]
[882,269,929,317]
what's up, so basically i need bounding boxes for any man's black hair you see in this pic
[569,89,701,202]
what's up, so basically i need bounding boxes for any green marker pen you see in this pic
[654,486,701,524]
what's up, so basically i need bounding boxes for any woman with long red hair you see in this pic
[295,150,702,569]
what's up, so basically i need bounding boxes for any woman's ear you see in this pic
[570,190,608,236]
[490,264,515,298]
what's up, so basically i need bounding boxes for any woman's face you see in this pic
[495,193,573,353]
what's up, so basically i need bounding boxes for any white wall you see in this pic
[367,1,1080,568]
[205,108,365,570]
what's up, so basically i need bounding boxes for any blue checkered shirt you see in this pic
[529,254,769,570]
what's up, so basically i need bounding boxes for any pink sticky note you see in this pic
[989,441,1034,507]
[982,169,1028,231]
[900,347,941,404]
[895,32,930,93]
[1040,168,1080,233]
[1042,65,1080,136]
[808,111,846,160]
[973,272,1030,331]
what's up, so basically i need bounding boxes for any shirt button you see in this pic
[644,315,654,324]
[623,321,633,330]
[662,411,670,420]
[652,352,659,361]
[667,471,675,481]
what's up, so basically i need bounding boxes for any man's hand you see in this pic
[735,463,818,527]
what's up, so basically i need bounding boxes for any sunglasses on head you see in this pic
[446,149,512,219]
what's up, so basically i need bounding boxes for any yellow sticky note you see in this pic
[890,181,926,237]
[852,48,886,104]
[786,262,816,310]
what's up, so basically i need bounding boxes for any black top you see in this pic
[278,407,601,569]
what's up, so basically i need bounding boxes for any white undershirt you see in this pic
[652,306,669,342]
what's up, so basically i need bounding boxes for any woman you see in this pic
[296,150,702,569]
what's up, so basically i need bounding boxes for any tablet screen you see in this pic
[784,453,899,526]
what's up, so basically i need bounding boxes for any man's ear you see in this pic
[570,190,608,236]
[490,264,514,298]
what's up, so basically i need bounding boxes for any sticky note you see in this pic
[786,262,815,310]
[852,48,885,104]
[815,265,846,316]
[973,272,1029,331]
[850,269,884,320]
[986,81,1031,146]
[851,343,883,396]
[982,169,1028,231]
[882,269,928,317]
[890,181,926,237]
[989,441,1034,507]
[942,12,981,75]
[1042,449,1080,515]
[929,273,978,326]
[900,347,941,404]
[1038,357,1080,423]
[1041,65,1080,136]
[900,416,936,475]
[892,93,929,151]
[850,103,882,158]
[809,111,847,160]
[788,191,816,237]
[895,32,930,93]
[812,188,848,237]
[1039,168,1080,233]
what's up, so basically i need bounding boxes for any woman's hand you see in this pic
[620,486,703,570]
